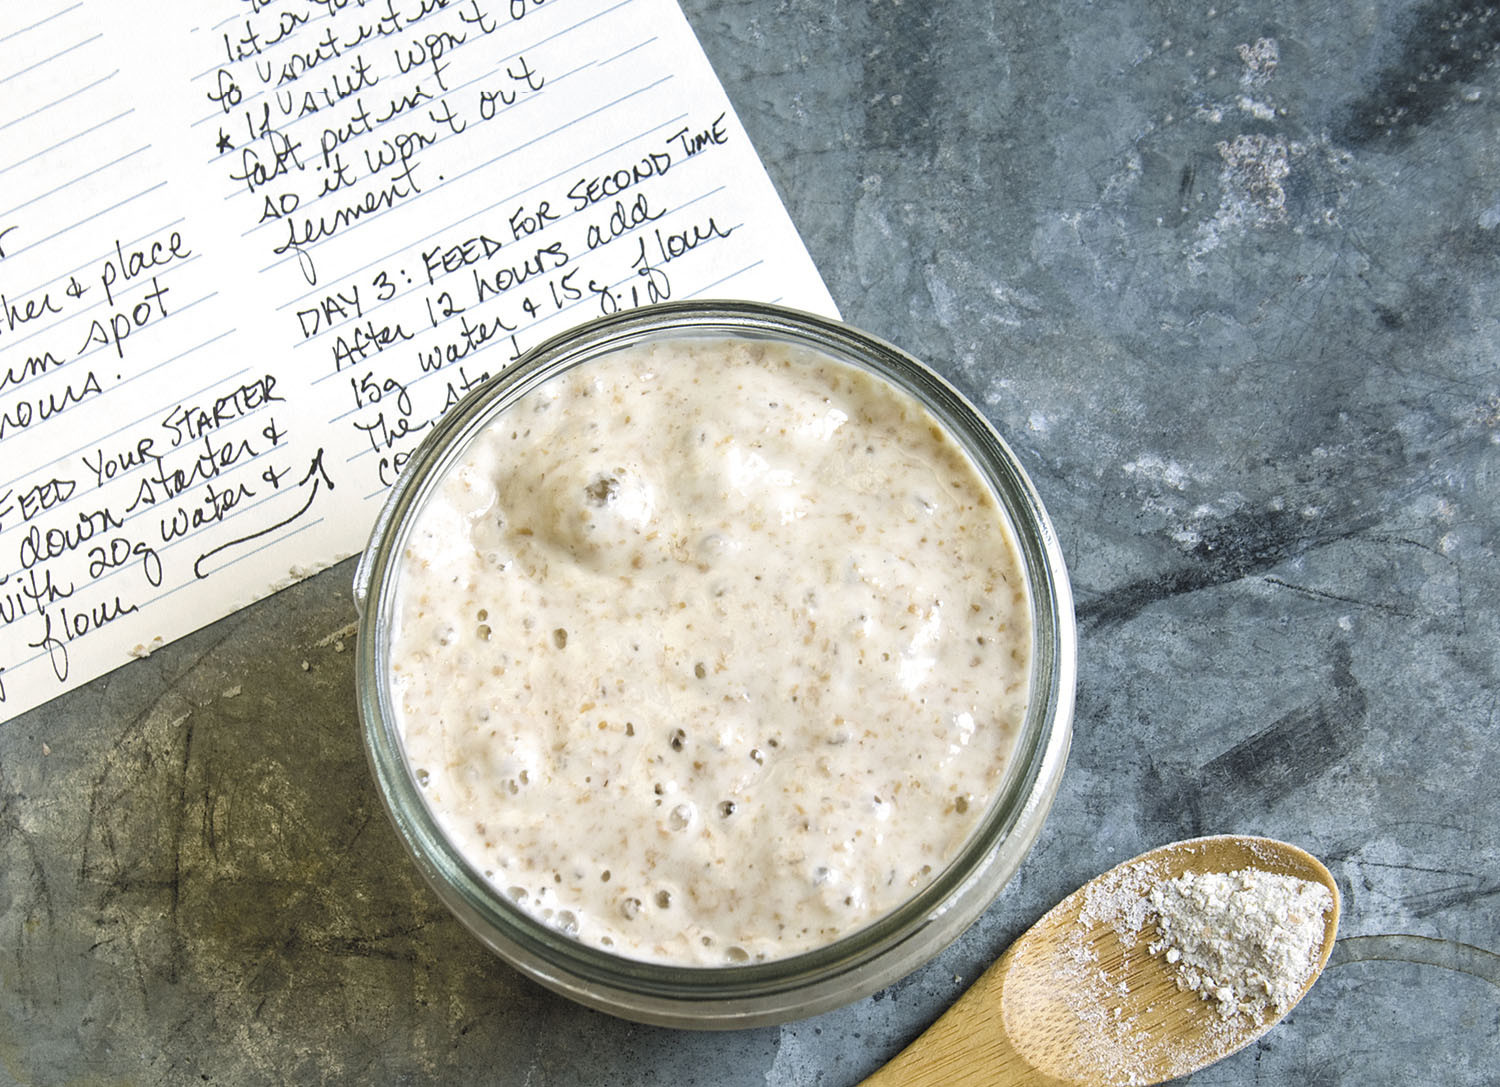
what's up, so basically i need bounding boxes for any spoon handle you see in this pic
[859,947,1072,1087]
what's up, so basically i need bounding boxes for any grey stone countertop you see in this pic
[4,1,1498,1083]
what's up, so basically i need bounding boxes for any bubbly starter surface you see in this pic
[388,337,1031,964]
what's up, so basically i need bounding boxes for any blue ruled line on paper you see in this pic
[0,30,100,85]
[0,3,84,46]
[0,108,134,178]
[0,68,117,131]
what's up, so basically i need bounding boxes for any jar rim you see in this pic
[354,300,1075,1025]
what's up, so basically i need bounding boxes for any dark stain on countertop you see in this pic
[1145,642,1367,837]
[1339,0,1500,144]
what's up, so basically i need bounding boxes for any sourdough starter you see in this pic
[388,337,1031,964]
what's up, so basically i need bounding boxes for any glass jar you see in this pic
[353,301,1075,1028]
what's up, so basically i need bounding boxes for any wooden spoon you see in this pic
[862,835,1341,1087]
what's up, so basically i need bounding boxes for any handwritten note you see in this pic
[0,0,836,720]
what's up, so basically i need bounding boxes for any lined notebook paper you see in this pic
[0,0,836,720]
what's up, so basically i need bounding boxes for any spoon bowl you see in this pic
[862,835,1340,1086]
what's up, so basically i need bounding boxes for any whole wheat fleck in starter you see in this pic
[388,337,1031,964]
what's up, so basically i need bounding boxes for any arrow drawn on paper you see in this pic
[193,449,334,579]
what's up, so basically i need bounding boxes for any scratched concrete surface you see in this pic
[4,0,1499,1083]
